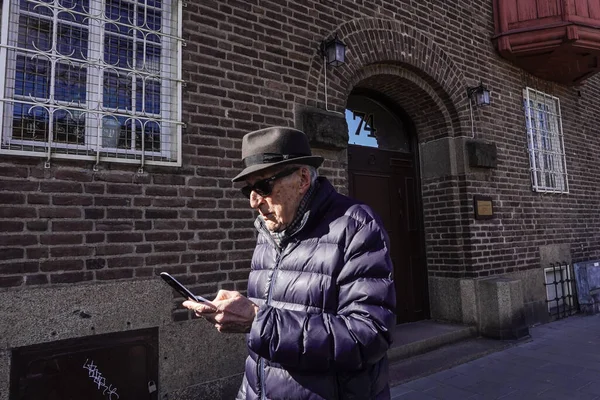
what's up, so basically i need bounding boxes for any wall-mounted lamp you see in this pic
[320,33,346,67]
[467,82,491,107]
[320,33,347,114]
[467,82,490,138]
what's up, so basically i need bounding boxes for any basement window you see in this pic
[523,87,568,193]
[0,0,184,167]
[544,263,577,319]
[10,328,158,399]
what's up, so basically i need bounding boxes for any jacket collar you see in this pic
[254,177,335,247]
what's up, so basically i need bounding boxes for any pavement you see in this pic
[390,314,600,399]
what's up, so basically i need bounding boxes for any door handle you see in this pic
[398,188,403,219]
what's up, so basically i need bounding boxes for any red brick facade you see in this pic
[2,0,600,397]
[1,1,600,394]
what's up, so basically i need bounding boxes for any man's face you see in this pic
[244,166,309,232]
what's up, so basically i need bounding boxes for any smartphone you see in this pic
[160,272,216,309]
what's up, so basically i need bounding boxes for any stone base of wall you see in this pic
[503,269,550,326]
[428,276,464,323]
[476,277,528,339]
[165,373,244,400]
[0,280,247,400]
[429,271,547,339]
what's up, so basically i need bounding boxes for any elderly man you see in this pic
[184,127,396,400]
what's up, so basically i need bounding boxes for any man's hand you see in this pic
[183,290,259,333]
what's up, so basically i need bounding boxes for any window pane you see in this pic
[135,120,160,151]
[57,0,90,24]
[53,109,85,144]
[345,109,378,148]
[12,104,49,142]
[144,0,163,8]
[137,30,161,45]
[104,34,134,68]
[15,55,50,99]
[136,44,161,73]
[58,0,90,14]
[56,23,89,60]
[105,0,134,35]
[137,6,162,32]
[55,63,87,103]
[136,79,160,115]
[115,119,160,151]
[103,72,132,111]
[346,95,410,152]
[19,0,53,17]
[18,15,52,52]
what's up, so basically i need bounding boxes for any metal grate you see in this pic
[523,87,569,194]
[0,0,184,168]
[544,262,579,320]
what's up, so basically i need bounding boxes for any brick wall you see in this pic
[2,0,600,317]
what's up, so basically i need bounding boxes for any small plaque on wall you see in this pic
[474,195,494,220]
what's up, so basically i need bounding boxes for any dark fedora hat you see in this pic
[232,127,324,182]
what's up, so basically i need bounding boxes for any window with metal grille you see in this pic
[523,87,568,193]
[0,0,183,168]
[544,262,578,319]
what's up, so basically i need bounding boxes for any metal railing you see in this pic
[544,261,579,320]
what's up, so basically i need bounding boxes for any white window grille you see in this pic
[523,87,568,193]
[0,0,184,168]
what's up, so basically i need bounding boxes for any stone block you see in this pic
[165,373,243,400]
[0,350,8,400]
[419,138,454,179]
[466,140,497,168]
[504,269,549,326]
[476,277,529,340]
[460,279,478,325]
[0,279,172,348]
[158,319,246,394]
[428,277,462,323]
[539,244,572,267]
[297,106,349,150]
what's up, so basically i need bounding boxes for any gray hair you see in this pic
[290,164,318,185]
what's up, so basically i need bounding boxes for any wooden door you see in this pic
[348,145,429,324]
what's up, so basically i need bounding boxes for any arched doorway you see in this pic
[346,90,429,324]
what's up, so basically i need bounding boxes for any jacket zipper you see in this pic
[256,218,302,399]
[254,184,324,398]
[260,245,282,400]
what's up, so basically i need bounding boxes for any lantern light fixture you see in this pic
[467,82,491,107]
[320,33,346,67]
[467,82,491,138]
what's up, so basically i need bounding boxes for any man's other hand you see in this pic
[183,290,259,333]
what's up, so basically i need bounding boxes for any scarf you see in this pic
[267,180,319,248]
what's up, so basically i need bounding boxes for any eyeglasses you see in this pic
[241,167,299,198]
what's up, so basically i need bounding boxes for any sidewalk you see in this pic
[390,314,600,399]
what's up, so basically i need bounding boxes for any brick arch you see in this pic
[305,17,467,138]
[349,64,456,140]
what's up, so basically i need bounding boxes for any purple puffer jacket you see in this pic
[236,178,396,400]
